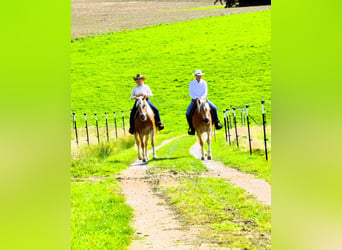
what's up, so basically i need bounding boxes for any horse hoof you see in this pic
[138,155,142,160]
[207,156,212,160]
[142,159,146,163]
[201,157,205,160]
[153,156,157,160]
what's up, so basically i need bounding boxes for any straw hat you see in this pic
[133,73,146,80]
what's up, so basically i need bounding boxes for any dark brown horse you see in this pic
[134,96,156,162]
[192,98,213,160]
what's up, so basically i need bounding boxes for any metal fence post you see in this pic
[121,111,125,135]
[95,113,100,144]
[233,107,239,147]
[246,105,252,155]
[226,109,231,145]
[223,110,227,142]
[84,113,89,145]
[105,112,109,142]
[261,100,268,160]
[72,111,78,145]
[113,112,118,139]
[240,108,243,126]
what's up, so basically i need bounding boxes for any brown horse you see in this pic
[192,98,213,160]
[134,96,156,162]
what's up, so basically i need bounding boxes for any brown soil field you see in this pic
[72,0,270,38]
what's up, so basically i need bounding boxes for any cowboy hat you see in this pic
[192,69,205,76]
[133,73,146,80]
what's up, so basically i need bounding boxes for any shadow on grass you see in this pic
[149,156,189,162]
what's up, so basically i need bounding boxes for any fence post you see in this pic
[261,100,268,160]
[121,111,125,136]
[72,111,78,145]
[113,112,118,139]
[228,109,232,129]
[105,112,109,142]
[246,105,252,155]
[95,113,100,144]
[223,110,227,142]
[240,108,243,126]
[233,107,239,147]
[84,113,89,145]
[226,109,231,145]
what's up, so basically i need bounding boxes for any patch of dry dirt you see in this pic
[72,0,271,38]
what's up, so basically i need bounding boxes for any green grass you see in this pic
[71,178,133,249]
[71,10,271,131]
[164,177,271,249]
[211,134,271,182]
[71,137,137,178]
[148,135,207,174]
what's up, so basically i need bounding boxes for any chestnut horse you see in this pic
[192,98,213,160]
[134,96,156,162]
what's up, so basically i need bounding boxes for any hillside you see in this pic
[71,10,271,131]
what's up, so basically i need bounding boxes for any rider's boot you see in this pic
[156,122,164,131]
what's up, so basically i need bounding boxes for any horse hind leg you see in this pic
[207,131,212,160]
[145,134,149,162]
[151,130,156,159]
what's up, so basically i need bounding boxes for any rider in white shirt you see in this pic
[129,74,164,134]
[186,69,223,135]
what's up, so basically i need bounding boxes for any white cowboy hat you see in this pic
[192,69,205,76]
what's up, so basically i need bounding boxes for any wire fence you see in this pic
[222,100,271,160]
[71,110,131,145]
[71,100,271,160]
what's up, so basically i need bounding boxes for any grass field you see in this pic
[71,178,133,249]
[71,10,271,132]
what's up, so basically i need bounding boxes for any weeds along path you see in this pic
[118,135,227,249]
[190,142,271,206]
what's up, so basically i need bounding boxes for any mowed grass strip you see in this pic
[163,177,271,249]
[71,10,271,132]
[72,178,133,249]
[148,135,207,174]
[211,135,271,182]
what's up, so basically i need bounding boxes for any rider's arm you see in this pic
[130,87,136,100]
[145,85,153,98]
[189,81,197,99]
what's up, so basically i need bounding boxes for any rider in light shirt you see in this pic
[129,74,164,134]
[186,69,223,135]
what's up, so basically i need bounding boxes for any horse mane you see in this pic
[196,98,210,113]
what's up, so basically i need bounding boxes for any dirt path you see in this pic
[72,0,271,38]
[119,136,230,249]
[190,142,271,205]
